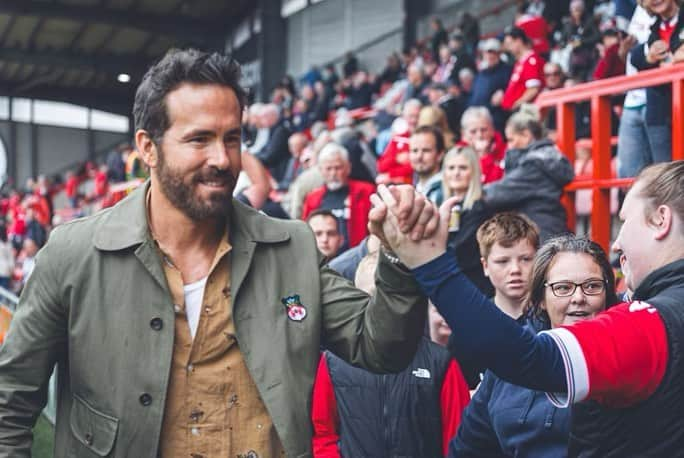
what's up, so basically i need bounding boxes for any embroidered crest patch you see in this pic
[281,295,307,322]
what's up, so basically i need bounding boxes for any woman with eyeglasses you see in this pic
[449,234,618,457]
[441,145,494,296]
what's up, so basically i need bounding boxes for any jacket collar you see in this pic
[94,180,290,252]
[633,259,684,301]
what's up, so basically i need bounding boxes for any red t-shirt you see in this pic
[542,301,669,408]
[65,176,79,198]
[502,51,545,111]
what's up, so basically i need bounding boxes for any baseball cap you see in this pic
[480,38,501,52]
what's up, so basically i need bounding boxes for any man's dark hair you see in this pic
[412,124,445,153]
[133,48,247,144]
[307,209,341,232]
[503,26,531,45]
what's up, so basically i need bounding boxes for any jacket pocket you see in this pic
[70,394,119,457]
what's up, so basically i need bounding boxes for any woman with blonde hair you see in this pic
[441,145,493,295]
[418,105,456,150]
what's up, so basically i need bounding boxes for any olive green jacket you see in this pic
[0,182,426,457]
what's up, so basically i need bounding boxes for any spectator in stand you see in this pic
[377,53,404,90]
[616,2,656,178]
[377,99,422,185]
[307,209,344,261]
[301,65,322,87]
[301,142,374,250]
[458,12,481,55]
[459,106,505,184]
[291,98,312,133]
[593,26,627,79]
[92,164,109,200]
[34,175,53,222]
[561,0,601,80]
[447,32,477,79]
[124,147,147,181]
[24,208,46,249]
[428,82,465,138]
[246,103,269,151]
[331,109,376,184]
[312,81,332,123]
[0,227,14,290]
[19,237,38,286]
[255,103,293,183]
[106,146,126,183]
[541,63,565,128]
[279,132,309,191]
[64,170,79,208]
[494,26,545,112]
[418,105,456,150]
[450,235,617,457]
[430,17,450,62]
[343,71,374,110]
[434,45,459,84]
[409,125,445,205]
[328,234,381,281]
[458,68,475,101]
[287,131,328,219]
[342,52,359,79]
[486,105,574,240]
[629,0,682,168]
[469,38,513,132]
[322,63,340,93]
[441,146,494,297]
[402,64,429,105]
[311,250,471,458]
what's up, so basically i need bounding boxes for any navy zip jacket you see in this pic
[449,320,571,458]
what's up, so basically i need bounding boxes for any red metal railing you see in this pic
[536,63,684,252]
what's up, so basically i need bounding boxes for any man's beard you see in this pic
[156,146,235,220]
[326,180,345,191]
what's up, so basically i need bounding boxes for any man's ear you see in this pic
[650,204,673,241]
[135,129,159,169]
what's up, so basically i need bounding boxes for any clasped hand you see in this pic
[367,184,458,268]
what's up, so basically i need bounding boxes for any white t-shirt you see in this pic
[625,6,657,108]
[183,277,208,339]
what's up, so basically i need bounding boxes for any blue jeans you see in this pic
[617,105,672,178]
[617,106,651,178]
[645,124,672,164]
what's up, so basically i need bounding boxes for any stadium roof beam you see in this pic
[0,46,148,77]
[0,0,225,46]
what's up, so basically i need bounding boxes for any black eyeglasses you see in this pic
[544,279,607,297]
[545,71,561,77]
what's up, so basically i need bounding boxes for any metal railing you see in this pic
[536,63,684,253]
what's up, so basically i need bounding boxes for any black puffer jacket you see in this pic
[485,139,574,240]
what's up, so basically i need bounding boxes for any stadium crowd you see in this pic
[0,0,682,456]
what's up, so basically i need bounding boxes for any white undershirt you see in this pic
[183,277,208,339]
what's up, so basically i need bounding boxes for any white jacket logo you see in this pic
[412,368,431,379]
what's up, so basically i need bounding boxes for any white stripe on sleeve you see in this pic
[539,327,590,407]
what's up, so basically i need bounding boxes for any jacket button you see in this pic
[84,432,93,445]
[139,393,152,406]
[149,317,163,331]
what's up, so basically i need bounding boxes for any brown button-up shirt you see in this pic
[150,198,284,457]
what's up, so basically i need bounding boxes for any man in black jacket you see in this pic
[255,103,292,183]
